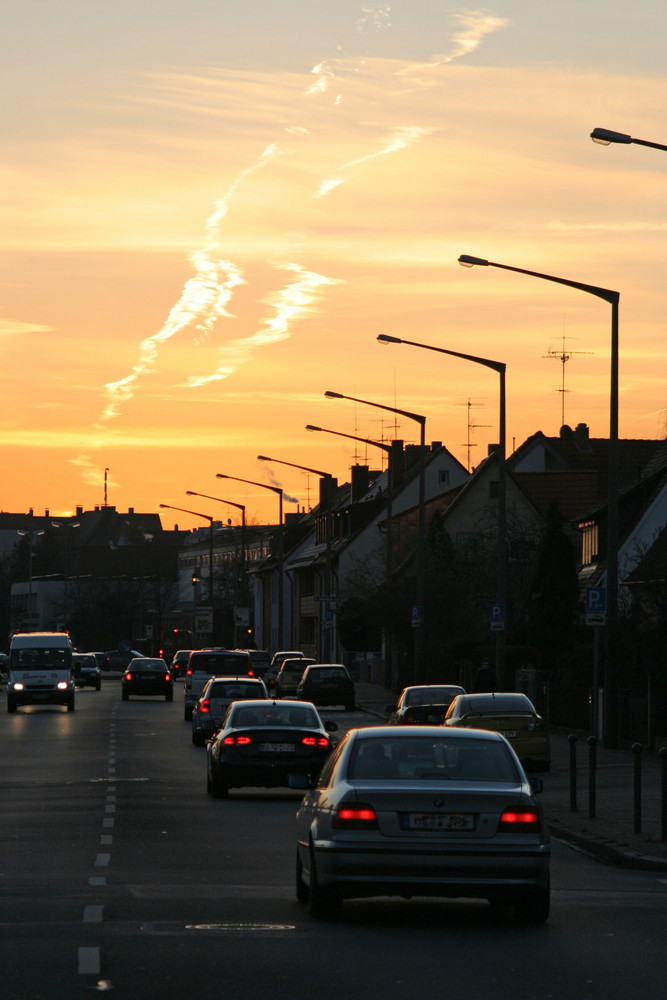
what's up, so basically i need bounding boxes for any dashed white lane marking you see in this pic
[105,804,116,814]
[95,853,110,868]
[78,946,100,975]
[103,818,114,828]
[100,835,113,846]
[89,877,106,886]
[83,905,104,923]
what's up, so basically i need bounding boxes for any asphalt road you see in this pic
[1,681,665,1000]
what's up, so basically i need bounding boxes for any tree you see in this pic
[529,504,580,670]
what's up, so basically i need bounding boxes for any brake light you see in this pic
[200,699,210,714]
[164,673,172,683]
[301,736,330,747]
[125,672,133,682]
[333,804,379,829]
[499,809,540,832]
[223,734,253,746]
[186,668,193,677]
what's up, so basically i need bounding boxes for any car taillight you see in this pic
[200,699,210,714]
[333,804,379,830]
[498,809,540,832]
[301,736,330,747]
[164,673,172,682]
[223,735,253,745]
[186,668,193,677]
[125,672,133,682]
[526,720,545,732]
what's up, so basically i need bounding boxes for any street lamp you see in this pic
[216,472,284,649]
[590,127,667,152]
[325,389,427,683]
[16,528,45,622]
[458,253,620,747]
[51,520,81,627]
[186,491,247,636]
[159,504,214,606]
[306,422,395,685]
[258,454,336,662]
[378,333,507,687]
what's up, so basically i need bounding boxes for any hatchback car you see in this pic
[72,652,102,690]
[191,675,268,745]
[296,664,355,711]
[264,650,305,691]
[293,725,550,922]
[444,692,551,771]
[387,684,465,725]
[206,699,337,797]
[274,657,316,699]
[121,657,174,701]
[169,649,192,679]
[235,649,271,680]
[183,648,253,720]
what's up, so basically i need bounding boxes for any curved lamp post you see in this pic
[258,454,335,662]
[160,504,214,606]
[458,253,620,747]
[186,492,247,628]
[216,472,284,649]
[590,127,667,152]
[378,333,507,687]
[325,389,427,683]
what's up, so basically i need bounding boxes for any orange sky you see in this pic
[2,3,666,530]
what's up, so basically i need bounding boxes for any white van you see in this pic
[7,632,75,713]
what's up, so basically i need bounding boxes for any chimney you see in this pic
[128,507,134,515]
[351,465,369,503]
[390,440,405,484]
[76,506,83,517]
[319,476,338,510]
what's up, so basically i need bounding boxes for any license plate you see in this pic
[260,743,295,753]
[403,812,474,831]
[501,730,517,739]
[31,692,50,701]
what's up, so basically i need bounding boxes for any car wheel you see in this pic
[345,701,355,712]
[184,706,192,721]
[122,690,129,701]
[308,846,341,919]
[95,681,101,691]
[7,698,17,714]
[67,698,75,712]
[192,729,205,747]
[296,849,309,903]
[166,691,173,702]
[210,767,229,799]
[514,882,550,924]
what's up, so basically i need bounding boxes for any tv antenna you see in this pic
[104,467,109,507]
[544,336,594,427]
[459,399,490,472]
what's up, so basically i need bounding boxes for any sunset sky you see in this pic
[2,1,667,530]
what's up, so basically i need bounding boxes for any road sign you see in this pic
[585,587,606,625]
[411,605,422,628]
[490,604,505,631]
[195,606,213,633]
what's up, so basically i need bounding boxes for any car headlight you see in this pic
[57,681,69,690]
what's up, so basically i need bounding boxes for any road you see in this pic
[0,681,665,999]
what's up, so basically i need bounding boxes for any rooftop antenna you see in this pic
[459,399,490,472]
[544,334,594,427]
[104,468,109,507]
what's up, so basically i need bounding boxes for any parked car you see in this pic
[72,652,102,690]
[265,650,305,691]
[191,675,268,746]
[296,664,355,711]
[169,649,192,680]
[444,692,551,771]
[121,657,173,701]
[292,725,550,921]
[275,657,316,699]
[183,648,253,721]
[387,684,466,725]
[206,699,337,798]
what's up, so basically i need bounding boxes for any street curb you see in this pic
[548,823,667,872]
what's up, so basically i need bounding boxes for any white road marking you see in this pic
[83,905,104,923]
[95,853,110,867]
[78,947,100,975]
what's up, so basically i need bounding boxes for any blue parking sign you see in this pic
[585,587,606,613]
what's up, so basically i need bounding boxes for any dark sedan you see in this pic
[387,684,465,725]
[206,699,337,798]
[72,653,102,690]
[296,663,355,710]
[121,657,174,701]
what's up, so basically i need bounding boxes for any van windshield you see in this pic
[11,648,70,670]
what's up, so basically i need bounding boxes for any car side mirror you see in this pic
[324,720,338,732]
[529,777,543,794]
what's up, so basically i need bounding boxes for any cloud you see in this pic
[0,319,56,338]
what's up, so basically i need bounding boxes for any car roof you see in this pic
[455,692,535,711]
[351,724,507,742]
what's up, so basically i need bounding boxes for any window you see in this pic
[438,469,450,486]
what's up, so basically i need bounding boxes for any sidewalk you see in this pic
[354,680,667,872]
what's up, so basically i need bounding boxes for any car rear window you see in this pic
[209,681,262,699]
[348,736,519,782]
[463,695,533,714]
[190,653,250,674]
[306,667,347,680]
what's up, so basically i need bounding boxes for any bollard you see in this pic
[632,742,643,834]
[587,735,597,819]
[568,734,578,812]
[660,747,667,843]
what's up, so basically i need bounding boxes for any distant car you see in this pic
[293,725,550,922]
[121,657,173,701]
[183,649,254,721]
[72,653,102,690]
[0,652,9,677]
[191,675,268,746]
[387,684,466,725]
[102,649,142,672]
[169,649,192,679]
[275,657,316,699]
[206,699,337,798]
[265,651,305,691]
[296,664,355,711]
[444,692,551,771]
[235,649,271,679]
